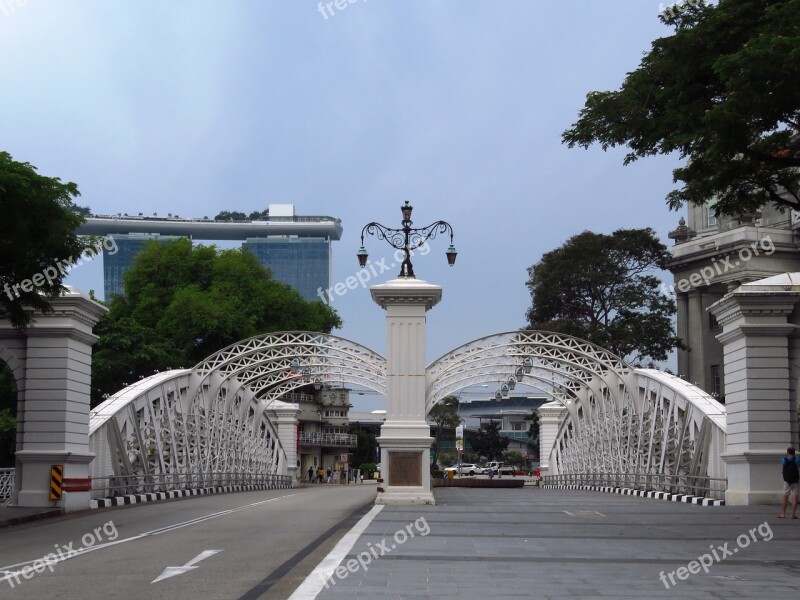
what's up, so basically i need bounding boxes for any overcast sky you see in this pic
[2,1,686,410]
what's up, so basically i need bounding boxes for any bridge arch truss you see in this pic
[89,332,386,496]
[426,331,726,489]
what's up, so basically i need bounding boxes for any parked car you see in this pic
[484,461,516,475]
[443,463,482,476]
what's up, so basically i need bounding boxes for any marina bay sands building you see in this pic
[76,204,343,301]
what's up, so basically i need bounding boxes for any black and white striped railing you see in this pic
[541,483,725,506]
[90,481,293,509]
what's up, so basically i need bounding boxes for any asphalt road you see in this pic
[0,484,376,600]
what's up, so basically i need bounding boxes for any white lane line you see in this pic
[287,504,384,600]
[0,493,296,581]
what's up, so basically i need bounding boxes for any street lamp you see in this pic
[356,201,457,278]
[522,358,533,374]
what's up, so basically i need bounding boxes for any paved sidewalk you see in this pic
[310,487,800,599]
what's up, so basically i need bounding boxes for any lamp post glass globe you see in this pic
[522,358,533,374]
[357,246,368,268]
[401,201,413,222]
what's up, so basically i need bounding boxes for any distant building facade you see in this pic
[666,203,800,399]
[242,237,330,302]
[77,204,342,301]
[290,387,358,479]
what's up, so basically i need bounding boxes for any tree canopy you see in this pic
[470,420,509,461]
[0,362,17,467]
[91,238,342,405]
[525,228,680,364]
[563,0,800,216]
[0,152,95,328]
[429,395,462,466]
[348,427,378,470]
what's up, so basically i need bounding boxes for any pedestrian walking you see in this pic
[780,446,800,519]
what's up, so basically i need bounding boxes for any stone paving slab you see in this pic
[313,488,800,599]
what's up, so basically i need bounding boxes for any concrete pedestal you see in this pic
[371,278,441,506]
[537,401,567,476]
[709,275,800,505]
[3,288,107,511]
[269,402,301,484]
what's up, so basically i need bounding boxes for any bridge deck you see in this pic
[305,488,800,600]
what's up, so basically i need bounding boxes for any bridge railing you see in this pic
[543,472,727,501]
[298,432,358,447]
[0,468,14,503]
[91,472,292,499]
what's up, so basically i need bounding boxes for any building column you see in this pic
[269,402,301,483]
[676,292,690,380]
[537,401,567,476]
[687,291,706,389]
[371,278,441,505]
[710,287,800,505]
[13,290,107,512]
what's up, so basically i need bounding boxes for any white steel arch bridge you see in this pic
[89,330,726,499]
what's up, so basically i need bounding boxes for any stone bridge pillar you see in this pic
[0,288,107,512]
[371,277,441,505]
[268,402,301,483]
[537,401,567,476]
[709,274,800,505]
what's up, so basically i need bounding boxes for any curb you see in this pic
[0,508,63,529]
[90,482,293,509]
[541,484,725,506]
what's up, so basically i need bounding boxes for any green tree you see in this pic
[0,362,17,467]
[248,210,269,220]
[525,229,680,364]
[348,427,378,469]
[469,420,509,461]
[428,395,462,467]
[502,450,525,468]
[0,152,95,328]
[213,210,247,221]
[91,238,342,406]
[563,0,800,217]
[525,409,540,458]
[0,409,15,468]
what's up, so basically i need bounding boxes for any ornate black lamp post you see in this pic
[356,201,457,278]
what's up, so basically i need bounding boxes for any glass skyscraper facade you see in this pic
[103,233,183,299]
[242,237,330,302]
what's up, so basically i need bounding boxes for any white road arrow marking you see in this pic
[151,549,223,583]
